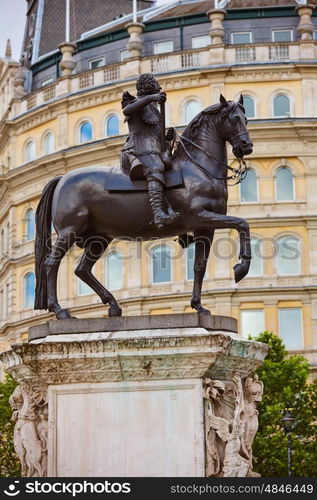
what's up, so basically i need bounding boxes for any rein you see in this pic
[176,133,248,185]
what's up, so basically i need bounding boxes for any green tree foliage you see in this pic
[253,332,317,477]
[0,374,21,477]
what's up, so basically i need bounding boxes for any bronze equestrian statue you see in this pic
[34,74,253,319]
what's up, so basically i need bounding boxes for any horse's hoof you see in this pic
[198,308,211,316]
[233,260,250,283]
[108,305,122,317]
[56,308,73,320]
[191,301,211,316]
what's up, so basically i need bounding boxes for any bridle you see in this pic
[176,132,248,186]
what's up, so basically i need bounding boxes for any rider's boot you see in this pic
[147,180,179,230]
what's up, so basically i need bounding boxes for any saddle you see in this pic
[105,162,183,191]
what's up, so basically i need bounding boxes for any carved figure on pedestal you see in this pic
[9,382,48,477]
[240,375,263,474]
[204,374,264,477]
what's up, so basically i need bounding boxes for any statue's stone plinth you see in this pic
[1,314,268,478]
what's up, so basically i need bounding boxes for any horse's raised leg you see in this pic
[75,240,122,317]
[191,230,214,315]
[46,229,76,319]
[197,210,251,283]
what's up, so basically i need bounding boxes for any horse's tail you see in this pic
[34,176,62,310]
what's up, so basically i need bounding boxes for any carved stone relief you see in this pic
[203,374,263,477]
[9,381,48,477]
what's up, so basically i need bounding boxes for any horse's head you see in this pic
[216,94,253,159]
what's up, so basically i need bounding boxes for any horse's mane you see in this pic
[176,101,240,160]
[182,102,223,142]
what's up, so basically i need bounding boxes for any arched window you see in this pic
[43,132,55,154]
[25,208,35,240]
[25,140,36,162]
[105,251,123,290]
[276,167,294,201]
[105,114,119,137]
[248,238,263,277]
[240,169,258,202]
[277,236,300,276]
[24,272,35,309]
[186,243,195,281]
[243,96,255,118]
[79,121,93,143]
[273,94,290,117]
[151,244,171,283]
[184,100,202,124]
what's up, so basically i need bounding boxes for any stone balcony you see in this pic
[9,40,317,119]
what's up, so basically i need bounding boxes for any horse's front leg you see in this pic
[191,230,214,315]
[197,210,251,283]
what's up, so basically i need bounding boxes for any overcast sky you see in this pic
[0,0,176,61]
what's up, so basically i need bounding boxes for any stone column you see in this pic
[13,65,26,98]
[296,4,316,60]
[59,42,77,77]
[296,4,315,41]
[207,9,226,45]
[207,9,226,64]
[1,314,268,478]
[125,22,145,58]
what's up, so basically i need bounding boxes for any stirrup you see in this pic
[153,210,180,229]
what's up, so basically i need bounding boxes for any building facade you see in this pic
[0,0,317,375]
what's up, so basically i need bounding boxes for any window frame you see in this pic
[151,244,172,285]
[275,166,295,202]
[153,40,174,55]
[272,29,293,43]
[185,243,195,281]
[239,168,259,204]
[105,251,124,291]
[41,77,54,87]
[183,99,202,125]
[191,35,210,49]
[247,237,263,278]
[240,308,265,339]
[24,271,35,309]
[276,235,300,276]
[242,95,256,119]
[278,307,304,351]
[76,277,93,296]
[272,93,291,118]
[120,49,130,61]
[89,57,105,70]
[25,139,36,162]
[231,31,252,45]
[78,120,93,144]
[105,113,120,137]
[43,131,55,155]
[25,208,35,241]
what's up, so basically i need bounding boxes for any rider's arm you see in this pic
[123,94,165,117]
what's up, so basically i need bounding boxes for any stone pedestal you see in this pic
[207,9,226,45]
[125,22,145,58]
[1,314,268,478]
[59,42,77,77]
[296,4,315,41]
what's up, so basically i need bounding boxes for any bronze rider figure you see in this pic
[120,73,180,229]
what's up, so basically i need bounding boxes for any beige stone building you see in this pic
[0,0,317,375]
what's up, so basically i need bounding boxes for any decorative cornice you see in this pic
[1,326,268,384]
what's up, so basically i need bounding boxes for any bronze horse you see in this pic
[34,95,253,319]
